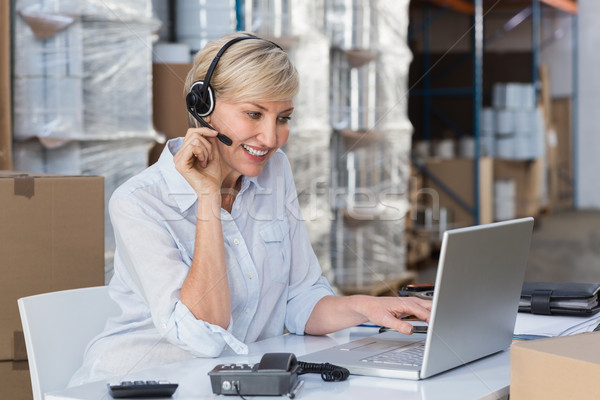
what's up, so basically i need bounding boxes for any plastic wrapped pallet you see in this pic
[330,48,379,131]
[15,0,154,20]
[322,0,413,290]
[242,1,331,277]
[175,0,236,53]
[13,0,160,142]
[329,128,410,290]
[244,0,292,39]
[282,1,333,278]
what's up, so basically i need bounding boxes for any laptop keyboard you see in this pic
[361,343,425,367]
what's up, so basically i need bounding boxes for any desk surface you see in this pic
[46,327,510,400]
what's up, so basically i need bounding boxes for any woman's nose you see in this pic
[259,118,278,148]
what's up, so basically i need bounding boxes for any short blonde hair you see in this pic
[184,32,299,105]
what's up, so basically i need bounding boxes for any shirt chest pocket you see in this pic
[259,219,291,284]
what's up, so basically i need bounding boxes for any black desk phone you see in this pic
[208,353,299,396]
[208,352,349,397]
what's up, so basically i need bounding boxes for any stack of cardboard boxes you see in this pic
[1,4,106,398]
[0,173,106,399]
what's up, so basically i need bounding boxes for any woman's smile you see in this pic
[241,143,270,158]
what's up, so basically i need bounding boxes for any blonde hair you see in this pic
[184,32,299,106]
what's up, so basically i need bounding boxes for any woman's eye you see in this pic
[247,112,261,119]
[278,115,292,123]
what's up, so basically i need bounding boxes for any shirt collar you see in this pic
[244,175,264,192]
[158,137,267,212]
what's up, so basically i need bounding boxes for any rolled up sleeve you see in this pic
[167,302,248,357]
[285,276,334,335]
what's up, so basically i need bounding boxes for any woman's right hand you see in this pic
[173,127,222,195]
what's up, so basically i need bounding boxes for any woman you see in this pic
[69,32,430,386]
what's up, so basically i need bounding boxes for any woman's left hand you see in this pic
[306,294,432,336]
[351,295,432,335]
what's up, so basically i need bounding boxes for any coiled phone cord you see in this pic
[297,361,350,382]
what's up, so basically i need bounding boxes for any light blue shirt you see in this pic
[69,138,334,385]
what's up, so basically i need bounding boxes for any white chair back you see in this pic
[17,286,120,400]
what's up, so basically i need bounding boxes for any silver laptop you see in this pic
[302,217,534,380]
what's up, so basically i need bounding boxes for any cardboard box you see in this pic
[494,159,542,218]
[0,1,12,170]
[0,361,33,400]
[511,332,600,400]
[0,172,105,361]
[420,157,494,227]
[150,63,193,165]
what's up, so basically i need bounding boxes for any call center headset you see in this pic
[186,35,282,146]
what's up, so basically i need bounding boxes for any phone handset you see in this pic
[256,352,298,372]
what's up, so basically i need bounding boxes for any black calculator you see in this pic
[107,380,178,398]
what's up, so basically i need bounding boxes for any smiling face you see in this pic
[206,99,294,183]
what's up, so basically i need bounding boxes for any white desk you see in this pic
[46,327,510,400]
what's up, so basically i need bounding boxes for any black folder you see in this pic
[519,282,600,316]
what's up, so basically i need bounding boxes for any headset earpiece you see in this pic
[186,81,215,118]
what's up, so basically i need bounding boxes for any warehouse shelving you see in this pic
[408,0,577,225]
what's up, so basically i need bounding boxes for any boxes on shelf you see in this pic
[494,158,543,218]
[511,332,600,400]
[0,172,105,362]
[418,157,494,228]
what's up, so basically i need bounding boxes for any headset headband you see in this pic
[198,36,282,107]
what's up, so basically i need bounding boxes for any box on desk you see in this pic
[511,332,600,399]
[0,172,105,362]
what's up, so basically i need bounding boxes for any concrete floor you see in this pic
[525,210,600,282]
[415,210,600,284]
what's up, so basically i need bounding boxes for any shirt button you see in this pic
[233,239,240,245]
[161,323,167,329]
[247,273,253,279]
[245,308,251,313]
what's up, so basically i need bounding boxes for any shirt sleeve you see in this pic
[277,155,336,335]
[109,191,248,357]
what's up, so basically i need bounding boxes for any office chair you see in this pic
[17,286,121,400]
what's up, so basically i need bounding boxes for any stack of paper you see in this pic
[514,312,600,340]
